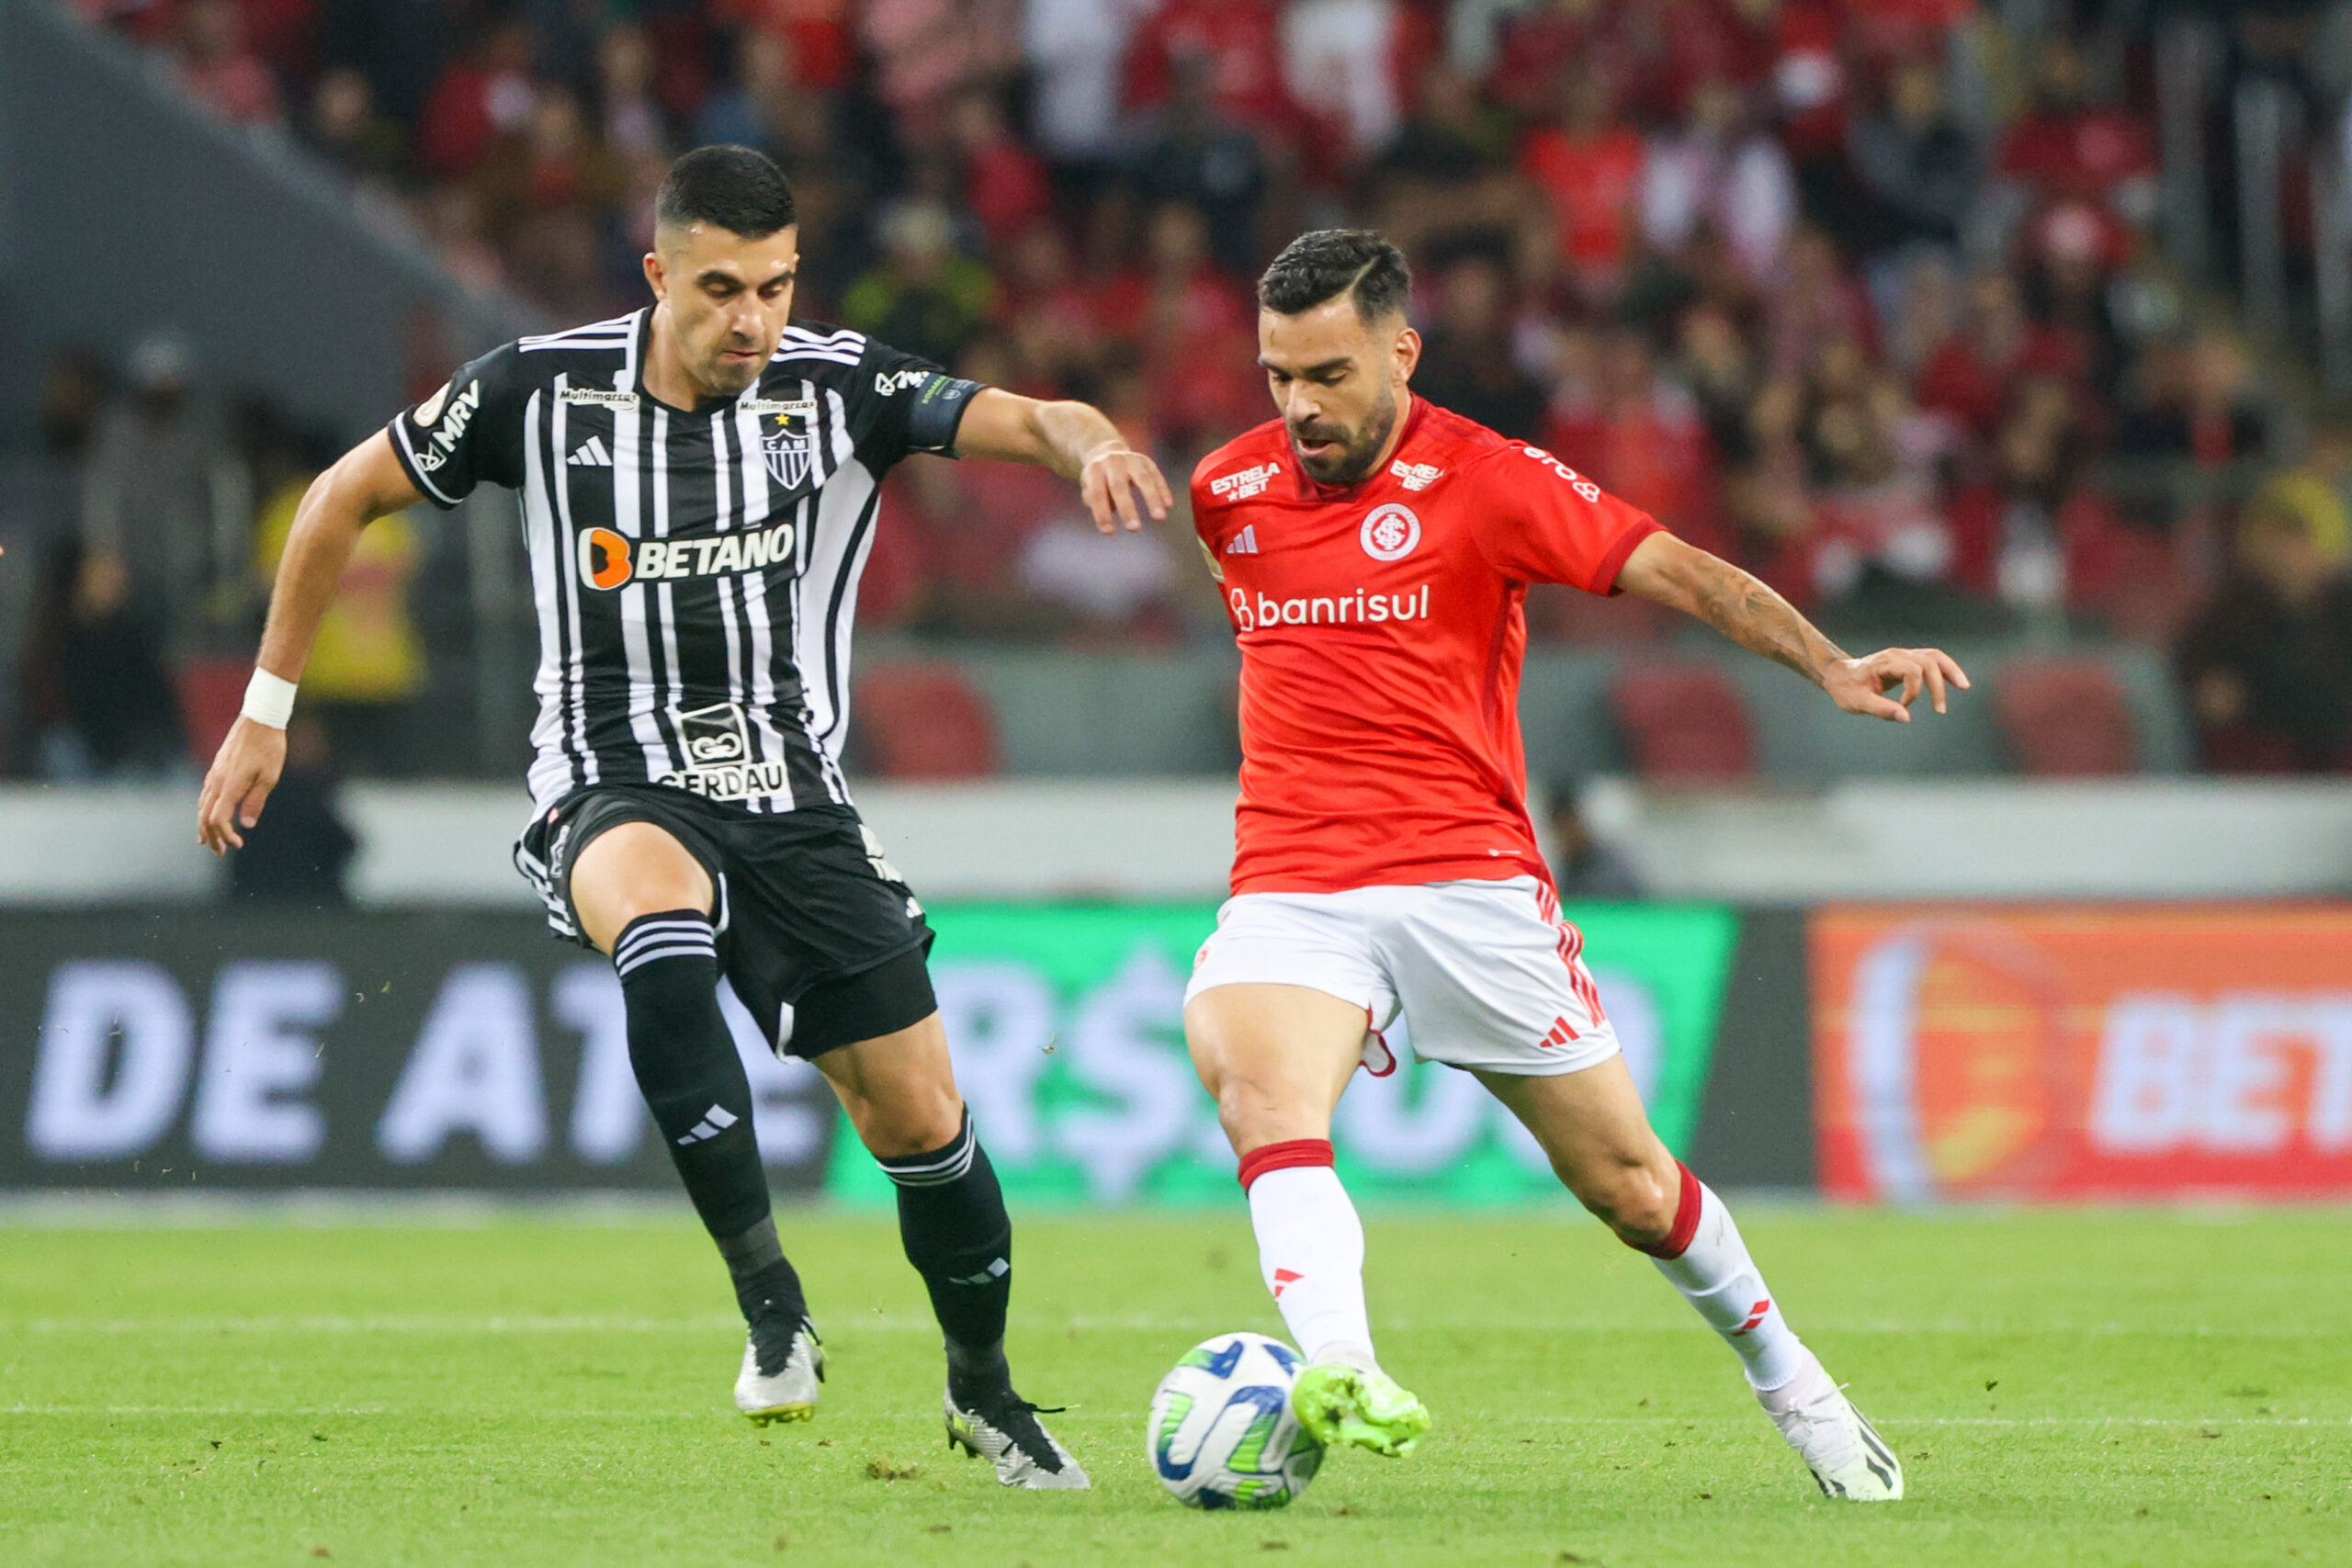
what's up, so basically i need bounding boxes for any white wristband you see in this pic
[241,669,298,729]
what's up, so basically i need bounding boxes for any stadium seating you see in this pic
[1993,659,2140,776]
[1607,664,1757,784]
[851,662,1002,780]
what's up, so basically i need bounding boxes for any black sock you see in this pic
[716,1215,808,1326]
[615,909,792,1323]
[877,1109,1012,1400]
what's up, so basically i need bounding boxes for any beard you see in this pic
[1290,386,1400,486]
[702,342,765,396]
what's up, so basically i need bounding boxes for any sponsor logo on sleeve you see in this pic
[1208,460,1283,502]
[410,378,482,474]
[1360,502,1421,561]
[874,367,933,397]
[1520,445,1603,503]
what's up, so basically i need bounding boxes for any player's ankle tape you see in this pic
[1238,1138,1335,1190]
[1629,1160,1705,1259]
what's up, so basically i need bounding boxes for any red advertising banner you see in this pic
[1812,906,2352,1201]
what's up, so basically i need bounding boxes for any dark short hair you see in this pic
[655,145,797,238]
[1258,230,1412,323]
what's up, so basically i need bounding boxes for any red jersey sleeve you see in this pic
[1468,440,1665,594]
[1187,456,1223,551]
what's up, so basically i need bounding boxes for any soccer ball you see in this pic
[1147,1332,1324,1509]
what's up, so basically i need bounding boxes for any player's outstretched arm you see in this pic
[1613,532,1970,723]
[952,388,1172,534]
[197,430,423,854]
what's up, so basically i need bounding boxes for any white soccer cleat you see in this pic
[944,1385,1091,1489]
[734,1319,823,1425]
[1758,1352,1904,1501]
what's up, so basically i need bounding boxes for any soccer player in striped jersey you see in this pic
[197,145,1172,1489]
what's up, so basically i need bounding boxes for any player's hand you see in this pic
[1823,648,1970,723]
[197,717,288,853]
[1080,446,1173,534]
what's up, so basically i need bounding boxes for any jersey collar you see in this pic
[634,306,775,416]
[1289,394,1428,502]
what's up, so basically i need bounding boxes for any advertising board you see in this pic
[1812,905,2352,1201]
[2,904,1742,1203]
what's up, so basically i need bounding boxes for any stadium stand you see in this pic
[852,661,1004,780]
[1992,656,2139,777]
[1608,662,1757,784]
[3,0,2346,787]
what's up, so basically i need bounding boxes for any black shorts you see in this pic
[515,784,936,1059]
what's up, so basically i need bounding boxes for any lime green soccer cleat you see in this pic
[1290,1361,1431,1458]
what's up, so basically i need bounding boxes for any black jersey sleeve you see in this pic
[386,343,527,508]
[839,336,986,471]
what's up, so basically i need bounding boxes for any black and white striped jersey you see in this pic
[387,310,981,816]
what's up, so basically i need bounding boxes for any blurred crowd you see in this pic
[33,0,2352,778]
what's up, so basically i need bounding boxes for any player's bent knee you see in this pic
[842,1089,964,1159]
[1214,1076,1329,1155]
[1570,1158,1679,1247]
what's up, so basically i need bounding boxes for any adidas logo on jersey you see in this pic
[568,435,613,468]
[1226,525,1261,556]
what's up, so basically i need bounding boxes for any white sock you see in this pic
[1246,1164,1375,1367]
[1647,1174,1809,1393]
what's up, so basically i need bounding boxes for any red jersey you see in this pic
[1192,400,1663,896]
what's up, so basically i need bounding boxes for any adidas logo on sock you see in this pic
[569,435,613,468]
[947,1258,1011,1286]
[675,1103,740,1145]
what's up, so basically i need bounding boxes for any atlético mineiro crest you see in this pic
[758,400,818,491]
[1360,502,1421,561]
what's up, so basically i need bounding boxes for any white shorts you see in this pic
[1183,875,1621,1077]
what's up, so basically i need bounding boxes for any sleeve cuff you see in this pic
[388,418,462,510]
[1594,517,1665,596]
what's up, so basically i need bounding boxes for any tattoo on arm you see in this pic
[1687,558,1849,687]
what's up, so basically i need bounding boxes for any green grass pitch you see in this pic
[4,1206,2346,1567]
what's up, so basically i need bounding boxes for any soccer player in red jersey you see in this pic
[1184,231,1963,1500]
